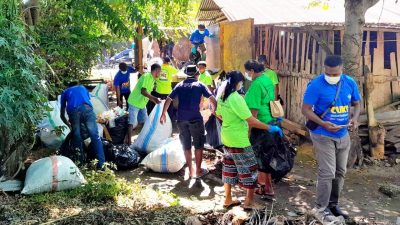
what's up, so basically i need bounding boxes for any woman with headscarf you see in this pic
[216,71,282,210]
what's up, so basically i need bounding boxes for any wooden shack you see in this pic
[198,0,400,126]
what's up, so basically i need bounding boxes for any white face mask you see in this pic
[199,30,205,34]
[324,75,341,85]
[121,70,127,74]
[244,72,252,81]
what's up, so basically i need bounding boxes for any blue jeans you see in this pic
[68,104,105,167]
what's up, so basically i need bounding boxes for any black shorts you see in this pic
[177,120,205,150]
[250,128,276,173]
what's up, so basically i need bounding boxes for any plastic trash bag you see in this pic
[140,139,185,173]
[102,140,140,170]
[132,101,172,154]
[107,115,128,145]
[251,131,297,182]
[205,115,223,149]
[22,156,86,195]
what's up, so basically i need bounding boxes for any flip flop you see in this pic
[223,200,241,209]
[241,203,264,211]
[195,168,209,179]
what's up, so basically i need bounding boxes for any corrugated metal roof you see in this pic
[198,0,400,27]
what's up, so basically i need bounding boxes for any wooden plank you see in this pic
[290,32,294,72]
[340,30,344,45]
[301,33,307,72]
[321,31,327,67]
[278,30,282,70]
[365,31,370,57]
[316,45,323,74]
[285,32,290,72]
[373,31,384,75]
[312,39,317,74]
[365,55,372,73]
[391,52,400,100]
[397,33,400,77]
[305,34,311,73]
[265,27,270,56]
[295,33,300,73]
[306,59,311,74]
[328,30,334,53]
[271,30,278,69]
[282,119,309,137]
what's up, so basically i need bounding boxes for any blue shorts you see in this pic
[128,105,148,127]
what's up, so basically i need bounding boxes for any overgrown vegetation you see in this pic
[0,168,189,224]
[0,0,48,178]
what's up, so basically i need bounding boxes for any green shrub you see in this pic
[0,0,48,177]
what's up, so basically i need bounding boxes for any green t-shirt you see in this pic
[263,69,279,86]
[199,71,213,86]
[128,72,155,109]
[216,92,252,148]
[245,75,275,124]
[156,65,178,94]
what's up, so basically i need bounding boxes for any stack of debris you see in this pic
[358,101,400,156]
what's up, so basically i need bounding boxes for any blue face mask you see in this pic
[199,30,205,34]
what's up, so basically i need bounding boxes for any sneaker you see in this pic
[328,206,349,220]
[311,207,343,224]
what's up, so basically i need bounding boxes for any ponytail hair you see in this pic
[244,59,265,73]
[222,70,244,102]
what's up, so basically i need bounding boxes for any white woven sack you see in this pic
[132,101,172,154]
[140,139,185,173]
[91,83,109,106]
[90,95,109,115]
[22,156,86,195]
[38,101,70,148]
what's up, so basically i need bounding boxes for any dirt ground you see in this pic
[118,141,400,225]
[93,68,400,224]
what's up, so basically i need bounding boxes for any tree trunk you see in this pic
[134,25,144,74]
[365,73,386,159]
[343,0,383,162]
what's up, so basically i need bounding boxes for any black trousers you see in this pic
[119,91,130,110]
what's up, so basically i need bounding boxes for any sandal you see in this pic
[223,200,241,209]
[255,184,275,197]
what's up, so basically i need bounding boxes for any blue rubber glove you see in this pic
[276,117,283,123]
[209,33,216,38]
[191,47,197,54]
[269,125,283,137]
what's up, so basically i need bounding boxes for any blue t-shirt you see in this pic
[114,66,135,94]
[61,85,92,113]
[189,29,210,45]
[169,78,212,122]
[303,74,361,138]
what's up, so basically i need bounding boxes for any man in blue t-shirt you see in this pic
[189,24,213,61]
[60,82,105,168]
[114,63,135,110]
[160,65,217,179]
[302,55,361,223]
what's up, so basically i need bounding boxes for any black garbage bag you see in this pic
[205,115,223,149]
[251,130,297,182]
[60,132,88,164]
[102,140,140,170]
[107,115,128,145]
